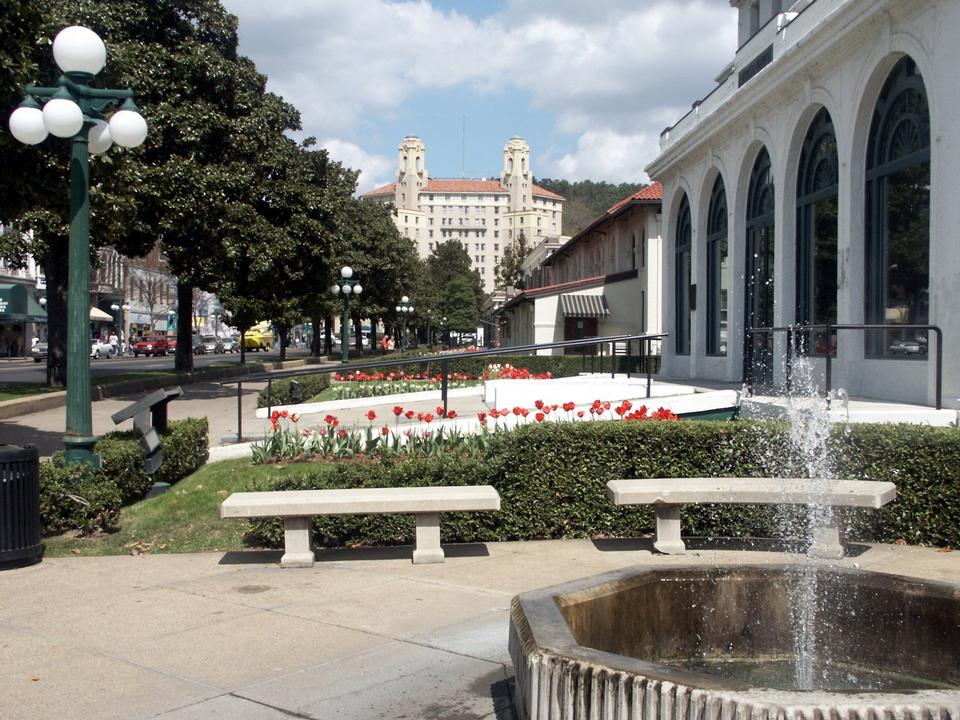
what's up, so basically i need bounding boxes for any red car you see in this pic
[133,334,176,357]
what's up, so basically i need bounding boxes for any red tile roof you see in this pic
[363,179,564,200]
[605,182,662,214]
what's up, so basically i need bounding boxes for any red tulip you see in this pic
[381,426,390,435]
[337,429,347,438]
[393,405,403,416]
[534,399,544,409]
[477,411,487,423]
[424,413,434,423]
[405,410,416,419]
[367,410,377,421]
[535,412,545,422]
[291,413,300,422]
[446,410,457,419]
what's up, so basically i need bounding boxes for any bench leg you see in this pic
[807,521,844,560]
[412,512,445,564]
[280,517,315,568]
[653,504,686,555]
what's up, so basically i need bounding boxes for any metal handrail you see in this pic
[745,323,943,409]
[224,332,668,442]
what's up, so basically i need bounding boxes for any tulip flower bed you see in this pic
[244,421,960,551]
[250,399,679,464]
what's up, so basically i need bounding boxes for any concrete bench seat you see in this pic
[606,477,897,559]
[220,486,501,568]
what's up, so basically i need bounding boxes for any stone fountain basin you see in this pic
[509,564,960,720]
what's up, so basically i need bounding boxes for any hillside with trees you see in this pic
[536,178,649,237]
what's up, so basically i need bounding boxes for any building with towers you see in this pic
[363,136,565,293]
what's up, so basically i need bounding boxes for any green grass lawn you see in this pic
[43,458,321,557]
[0,384,64,402]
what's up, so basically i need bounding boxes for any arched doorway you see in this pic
[796,107,839,355]
[865,57,930,358]
[706,175,729,355]
[744,148,776,385]
[675,194,692,355]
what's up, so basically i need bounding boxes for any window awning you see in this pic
[559,293,610,318]
[90,306,113,321]
[0,283,46,322]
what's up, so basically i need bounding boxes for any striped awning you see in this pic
[559,293,610,318]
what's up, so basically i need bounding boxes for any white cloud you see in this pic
[223,0,736,182]
[540,129,662,183]
[322,139,394,195]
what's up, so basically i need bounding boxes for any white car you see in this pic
[90,339,115,359]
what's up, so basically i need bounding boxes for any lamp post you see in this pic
[394,296,414,352]
[330,266,362,364]
[9,26,147,466]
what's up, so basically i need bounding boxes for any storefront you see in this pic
[0,283,46,357]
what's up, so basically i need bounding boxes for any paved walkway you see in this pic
[1,541,957,719]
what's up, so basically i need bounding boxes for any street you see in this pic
[0,347,315,385]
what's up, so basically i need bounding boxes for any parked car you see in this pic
[889,338,927,355]
[191,335,207,354]
[31,341,48,363]
[133,334,175,357]
[221,336,239,353]
[90,339,114,359]
[201,335,223,354]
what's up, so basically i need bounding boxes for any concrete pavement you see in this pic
[1,540,957,719]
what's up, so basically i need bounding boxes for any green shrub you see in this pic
[244,420,960,551]
[257,374,331,407]
[39,418,209,536]
[39,457,122,536]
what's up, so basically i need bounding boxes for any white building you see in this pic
[648,0,959,409]
[497,183,662,354]
[364,136,564,293]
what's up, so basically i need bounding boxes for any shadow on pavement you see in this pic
[0,422,67,457]
[592,535,871,557]
[218,542,492,565]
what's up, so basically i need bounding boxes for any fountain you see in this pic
[508,356,960,719]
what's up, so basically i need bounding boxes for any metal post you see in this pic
[441,359,449,415]
[934,326,943,410]
[340,296,349,364]
[267,377,272,417]
[402,314,408,352]
[645,339,652,398]
[785,327,793,394]
[626,339,632,379]
[824,324,833,406]
[610,341,615,378]
[63,130,98,466]
[237,381,243,443]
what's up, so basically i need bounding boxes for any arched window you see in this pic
[675,194,692,355]
[865,57,930,358]
[796,108,839,355]
[745,147,775,384]
[706,175,728,355]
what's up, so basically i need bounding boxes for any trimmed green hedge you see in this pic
[40,418,209,536]
[244,420,960,550]
[257,374,331,407]
[335,353,660,380]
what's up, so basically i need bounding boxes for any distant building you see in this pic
[363,136,565,293]
[496,183,662,354]
[649,0,960,409]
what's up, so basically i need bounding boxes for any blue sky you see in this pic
[221,0,736,192]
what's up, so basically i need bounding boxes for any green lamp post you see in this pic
[330,266,362,364]
[395,296,414,352]
[8,26,147,466]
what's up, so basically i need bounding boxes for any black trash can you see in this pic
[0,445,42,569]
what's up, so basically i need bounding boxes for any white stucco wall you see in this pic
[648,0,960,408]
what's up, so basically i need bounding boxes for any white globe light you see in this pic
[409,306,414,313]
[395,306,401,312]
[42,98,84,138]
[342,284,352,295]
[401,295,409,304]
[8,106,48,145]
[87,119,112,154]
[340,266,353,279]
[330,284,340,295]
[109,110,147,148]
[353,284,363,295]
[53,26,106,75]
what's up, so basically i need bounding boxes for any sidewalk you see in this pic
[1,540,955,719]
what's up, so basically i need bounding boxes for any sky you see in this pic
[220,0,737,194]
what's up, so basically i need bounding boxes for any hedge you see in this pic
[40,417,209,536]
[257,374,331,407]
[244,420,960,550]
[336,353,660,381]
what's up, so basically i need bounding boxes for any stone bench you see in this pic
[606,477,897,559]
[220,486,501,568]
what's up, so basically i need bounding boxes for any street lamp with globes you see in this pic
[9,26,147,466]
[330,266,362,364]
[394,296,414,352]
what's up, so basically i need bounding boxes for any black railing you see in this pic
[745,324,943,409]
[223,332,668,442]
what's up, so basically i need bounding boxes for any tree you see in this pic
[442,275,480,333]
[495,230,530,291]
[423,240,484,339]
